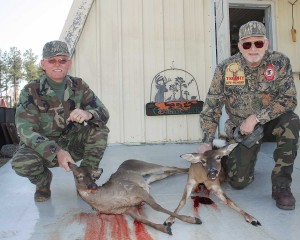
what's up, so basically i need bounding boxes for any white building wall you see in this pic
[276,0,300,114]
[61,0,300,144]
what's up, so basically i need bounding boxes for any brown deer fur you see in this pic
[68,160,201,235]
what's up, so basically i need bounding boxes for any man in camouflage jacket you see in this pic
[199,21,299,210]
[11,41,110,202]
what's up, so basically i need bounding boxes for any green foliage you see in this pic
[23,49,40,82]
[0,47,40,106]
[0,50,9,95]
[7,47,23,81]
[7,47,23,105]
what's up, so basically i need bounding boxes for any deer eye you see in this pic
[76,174,84,181]
[200,160,206,165]
[216,156,222,161]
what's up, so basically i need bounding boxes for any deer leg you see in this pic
[215,191,261,226]
[120,160,188,184]
[142,193,201,226]
[164,179,200,226]
[126,207,173,235]
[145,167,189,184]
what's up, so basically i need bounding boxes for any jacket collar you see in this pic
[39,74,76,101]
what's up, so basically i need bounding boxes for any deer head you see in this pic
[68,163,103,191]
[180,143,238,180]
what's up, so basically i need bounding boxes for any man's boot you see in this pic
[272,186,295,210]
[34,169,53,202]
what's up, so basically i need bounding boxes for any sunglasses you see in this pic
[242,41,265,50]
[45,58,69,64]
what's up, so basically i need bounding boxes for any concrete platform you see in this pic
[0,142,299,240]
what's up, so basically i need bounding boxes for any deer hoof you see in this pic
[251,220,262,226]
[195,217,202,224]
[163,221,172,227]
[166,225,172,235]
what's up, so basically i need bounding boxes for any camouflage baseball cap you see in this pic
[43,40,70,58]
[239,21,266,40]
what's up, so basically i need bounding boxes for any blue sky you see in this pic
[0,0,74,59]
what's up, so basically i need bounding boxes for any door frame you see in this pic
[212,0,277,69]
[210,0,277,136]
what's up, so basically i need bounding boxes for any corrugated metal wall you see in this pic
[277,0,300,114]
[65,0,300,144]
[69,0,212,144]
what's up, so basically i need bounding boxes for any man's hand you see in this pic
[198,142,212,154]
[67,108,93,123]
[56,149,76,172]
[239,114,259,135]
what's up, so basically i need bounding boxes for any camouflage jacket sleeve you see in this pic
[80,79,110,127]
[199,65,225,143]
[15,76,110,162]
[255,55,297,124]
[16,86,62,161]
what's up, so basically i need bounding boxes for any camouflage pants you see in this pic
[11,124,109,188]
[227,111,299,189]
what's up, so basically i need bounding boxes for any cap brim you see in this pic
[53,53,69,57]
[43,53,69,58]
[240,34,265,40]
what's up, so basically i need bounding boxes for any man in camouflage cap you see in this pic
[11,40,110,202]
[199,21,299,210]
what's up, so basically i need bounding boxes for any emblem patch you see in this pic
[225,63,245,85]
[264,64,276,81]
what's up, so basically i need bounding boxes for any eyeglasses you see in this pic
[44,58,69,64]
[242,41,265,50]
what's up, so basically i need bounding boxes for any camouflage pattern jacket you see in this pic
[16,74,110,161]
[200,50,297,143]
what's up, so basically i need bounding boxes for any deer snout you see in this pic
[87,182,98,190]
[207,168,219,180]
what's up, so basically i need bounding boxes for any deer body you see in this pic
[69,159,201,235]
[165,143,261,227]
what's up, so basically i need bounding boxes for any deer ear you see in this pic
[220,143,238,155]
[180,153,202,163]
[224,143,238,154]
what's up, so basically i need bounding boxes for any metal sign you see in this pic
[146,68,203,116]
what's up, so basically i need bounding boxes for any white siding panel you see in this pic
[98,0,123,143]
[74,3,98,94]
[143,0,168,142]
[63,0,300,144]
[67,0,215,144]
[183,0,205,141]
[163,0,188,142]
[277,0,300,71]
[276,0,300,117]
[121,0,145,143]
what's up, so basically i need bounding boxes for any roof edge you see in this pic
[59,0,94,57]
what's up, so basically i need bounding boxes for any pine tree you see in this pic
[23,49,40,82]
[7,47,23,106]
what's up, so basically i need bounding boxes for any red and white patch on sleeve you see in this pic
[264,64,276,81]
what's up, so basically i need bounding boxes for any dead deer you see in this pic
[165,143,261,227]
[68,160,201,235]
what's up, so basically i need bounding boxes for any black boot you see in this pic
[272,186,295,210]
[34,170,53,202]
